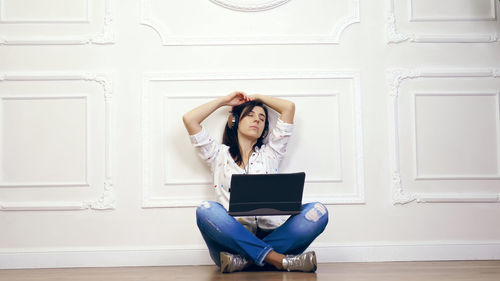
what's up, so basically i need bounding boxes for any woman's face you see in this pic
[237,106,266,140]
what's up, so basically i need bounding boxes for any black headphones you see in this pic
[228,110,269,139]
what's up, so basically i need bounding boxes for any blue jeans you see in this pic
[196,201,329,267]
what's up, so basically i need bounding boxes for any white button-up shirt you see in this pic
[189,118,295,230]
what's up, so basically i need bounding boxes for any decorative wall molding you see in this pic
[0,0,115,45]
[387,68,500,205]
[0,0,91,23]
[2,241,500,269]
[209,0,291,12]
[140,0,360,45]
[408,0,497,22]
[0,95,91,188]
[386,0,499,43]
[0,73,115,211]
[412,92,500,180]
[142,71,365,207]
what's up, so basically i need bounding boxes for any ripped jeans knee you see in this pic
[305,202,328,223]
[196,201,222,221]
[199,200,212,209]
[300,202,329,235]
[196,201,228,235]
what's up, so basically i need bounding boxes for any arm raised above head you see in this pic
[248,94,295,124]
[182,91,251,135]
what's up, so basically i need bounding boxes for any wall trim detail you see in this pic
[0,73,115,211]
[142,71,365,207]
[408,0,497,22]
[209,0,291,12]
[412,92,500,181]
[386,0,499,43]
[0,95,91,188]
[387,68,500,205]
[0,0,115,45]
[0,0,91,23]
[1,241,499,269]
[140,0,360,45]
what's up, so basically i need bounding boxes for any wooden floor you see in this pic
[1,261,500,281]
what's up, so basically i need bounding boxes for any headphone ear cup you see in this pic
[227,114,234,128]
[228,113,238,129]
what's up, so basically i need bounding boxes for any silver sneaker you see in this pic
[282,251,317,272]
[220,252,250,273]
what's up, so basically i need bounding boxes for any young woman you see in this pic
[183,91,329,273]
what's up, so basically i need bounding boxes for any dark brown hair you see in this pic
[222,100,269,166]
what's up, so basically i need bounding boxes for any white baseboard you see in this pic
[1,242,499,269]
[311,242,500,262]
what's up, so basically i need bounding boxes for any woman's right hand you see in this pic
[183,91,252,135]
[222,91,250,107]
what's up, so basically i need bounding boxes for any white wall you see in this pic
[1,0,499,269]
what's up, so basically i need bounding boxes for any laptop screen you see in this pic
[228,172,305,216]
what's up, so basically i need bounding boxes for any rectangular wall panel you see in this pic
[1,96,88,185]
[410,0,496,21]
[141,0,359,45]
[0,0,89,23]
[387,0,499,43]
[0,0,113,45]
[414,93,499,179]
[388,69,500,204]
[0,74,114,211]
[142,71,364,207]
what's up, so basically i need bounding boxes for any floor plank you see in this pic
[1,261,499,281]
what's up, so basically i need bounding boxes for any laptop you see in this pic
[228,172,305,216]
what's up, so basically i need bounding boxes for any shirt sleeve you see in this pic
[262,118,295,164]
[189,127,221,171]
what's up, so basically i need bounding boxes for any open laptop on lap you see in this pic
[228,172,305,216]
